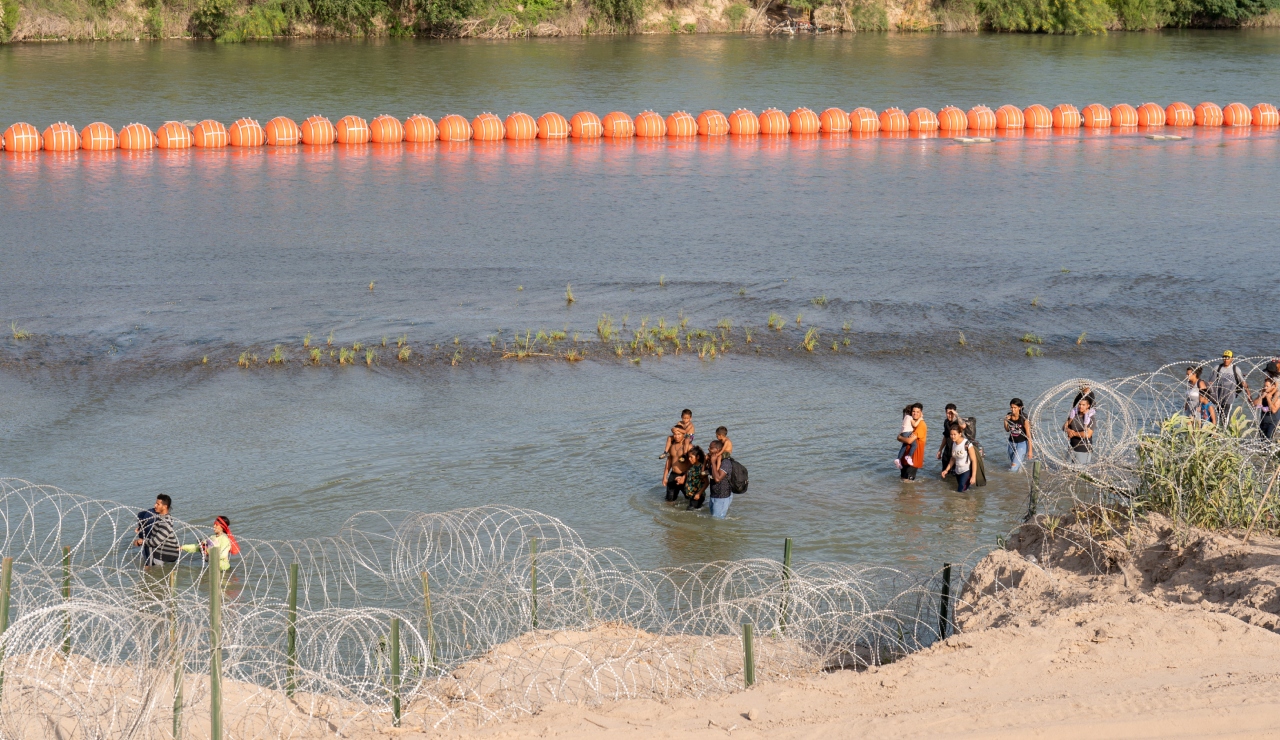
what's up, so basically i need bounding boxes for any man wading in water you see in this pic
[898,403,926,481]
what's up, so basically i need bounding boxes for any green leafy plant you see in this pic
[268,345,286,365]
[1021,333,1043,344]
[768,313,785,331]
[1,0,21,42]
[977,0,1114,33]
[802,328,819,352]
[812,295,828,307]
[10,322,30,340]
[397,346,411,362]
[565,283,575,305]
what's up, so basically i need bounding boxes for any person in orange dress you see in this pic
[899,403,926,481]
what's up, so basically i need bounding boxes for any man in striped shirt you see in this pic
[133,494,179,567]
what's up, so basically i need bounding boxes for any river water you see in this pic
[2,32,1279,572]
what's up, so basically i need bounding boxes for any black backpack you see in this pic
[727,458,749,494]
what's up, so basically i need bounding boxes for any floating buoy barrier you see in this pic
[1166,102,1194,127]
[728,108,760,136]
[995,105,1024,130]
[81,121,117,151]
[569,111,602,139]
[1222,102,1252,127]
[601,111,635,138]
[471,112,505,141]
[4,102,1276,157]
[505,112,537,140]
[119,122,156,150]
[370,114,404,144]
[966,105,995,131]
[698,110,729,137]
[404,114,438,142]
[1051,104,1081,129]
[788,107,820,135]
[1110,103,1139,127]
[845,107,876,134]
[44,122,80,152]
[937,106,966,132]
[537,112,569,139]
[819,107,851,133]
[666,110,696,137]
[193,119,228,148]
[758,108,789,135]
[335,115,370,144]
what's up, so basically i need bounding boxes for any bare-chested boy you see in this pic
[662,409,695,458]
[715,426,732,457]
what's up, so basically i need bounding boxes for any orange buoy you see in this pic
[908,107,939,132]
[438,114,472,142]
[228,118,265,147]
[1136,102,1165,127]
[1051,104,1081,129]
[1164,102,1194,127]
[119,123,156,150]
[1253,103,1280,127]
[505,112,538,140]
[850,107,880,133]
[1193,102,1223,127]
[697,110,729,136]
[1023,104,1052,129]
[300,116,335,145]
[1110,104,1138,127]
[80,122,118,151]
[937,106,967,132]
[634,110,666,137]
[369,115,405,144]
[569,111,603,139]
[1081,104,1111,128]
[966,105,996,131]
[758,108,790,135]
[994,105,1024,130]
[264,116,301,146]
[192,120,228,148]
[665,111,697,137]
[818,107,850,133]
[334,115,370,144]
[405,114,439,142]
[728,109,759,135]
[878,107,909,133]
[472,113,505,141]
[43,122,80,152]
[788,107,820,135]
[3,122,42,152]
[1222,102,1252,126]
[156,122,192,149]
[537,112,569,139]
[601,111,635,138]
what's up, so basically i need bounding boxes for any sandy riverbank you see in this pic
[377,515,1280,739]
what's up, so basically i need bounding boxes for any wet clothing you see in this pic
[1006,415,1029,444]
[684,464,704,502]
[1211,363,1246,419]
[181,533,234,571]
[141,513,179,566]
[1185,380,1204,416]
[710,458,732,499]
[901,420,927,481]
[951,441,972,475]
[665,466,687,502]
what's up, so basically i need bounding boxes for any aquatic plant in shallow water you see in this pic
[802,328,819,352]
[9,321,30,340]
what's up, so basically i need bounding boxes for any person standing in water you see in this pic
[662,426,692,490]
[936,404,971,471]
[707,440,734,518]
[899,403,926,481]
[133,494,179,569]
[1003,398,1033,472]
[1249,377,1279,440]
[1064,397,1095,465]
[181,515,240,571]
[939,427,978,492]
[1210,351,1248,424]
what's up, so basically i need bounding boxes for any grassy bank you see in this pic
[1,0,1277,41]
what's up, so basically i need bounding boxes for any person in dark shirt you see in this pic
[133,494,179,568]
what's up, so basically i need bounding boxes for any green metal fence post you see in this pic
[741,623,755,689]
[170,567,182,740]
[389,617,401,727]
[938,563,953,640]
[209,547,223,740]
[530,538,539,630]
[62,546,71,655]
[287,562,298,697]
[0,556,13,698]
[779,537,793,634]
[421,572,437,668]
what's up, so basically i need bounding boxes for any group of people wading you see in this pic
[1183,351,1279,439]
[661,409,747,519]
[895,399,1036,492]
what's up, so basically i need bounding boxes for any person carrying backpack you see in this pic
[1210,351,1249,424]
[707,440,741,519]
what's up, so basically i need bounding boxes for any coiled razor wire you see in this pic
[1027,355,1280,533]
[0,479,974,739]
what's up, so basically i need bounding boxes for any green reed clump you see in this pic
[397,346,411,362]
[802,328,819,352]
[9,322,31,340]
[1021,333,1043,344]
[1025,346,1043,357]
[768,313,785,331]
[597,314,617,342]
[353,341,363,352]
[237,351,256,368]
[267,345,286,365]
[1135,412,1277,532]
[1077,332,1087,345]
[327,331,335,347]
[338,348,355,365]
[812,295,828,307]
[310,348,322,364]
[303,332,312,348]
[565,284,575,305]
